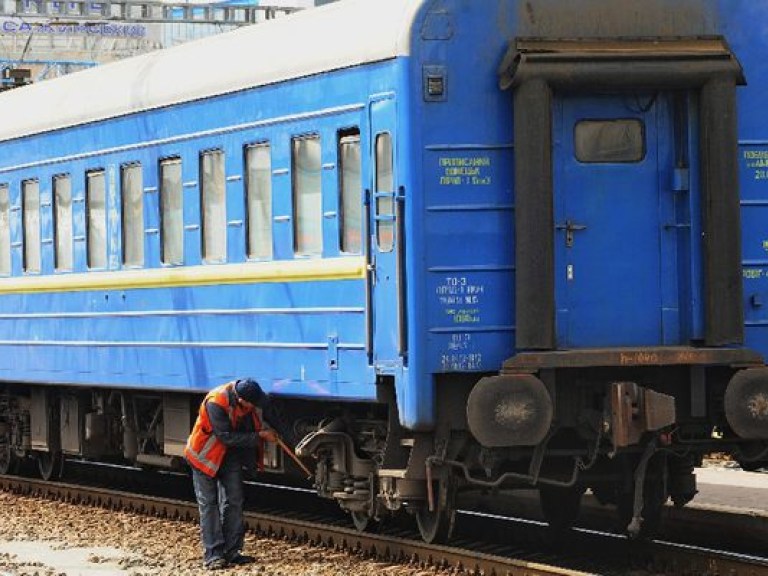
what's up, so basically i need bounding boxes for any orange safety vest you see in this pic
[184,382,263,477]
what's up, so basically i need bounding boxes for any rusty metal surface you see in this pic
[515,38,735,58]
[610,382,676,448]
[503,347,764,372]
[516,0,714,39]
[501,37,747,89]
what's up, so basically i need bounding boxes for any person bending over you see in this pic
[185,378,283,570]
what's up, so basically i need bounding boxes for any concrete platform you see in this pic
[692,466,768,513]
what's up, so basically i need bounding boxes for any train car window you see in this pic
[201,150,227,263]
[292,135,322,256]
[339,131,362,254]
[375,133,394,252]
[245,143,272,260]
[22,179,41,274]
[574,119,645,163]
[53,175,73,272]
[0,184,9,276]
[121,163,144,267]
[86,170,107,269]
[160,158,183,265]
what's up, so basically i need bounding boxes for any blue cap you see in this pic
[234,378,265,406]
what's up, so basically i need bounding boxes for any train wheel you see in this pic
[0,431,17,475]
[351,510,374,532]
[416,475,456,544]
[539,484,585,533]
[736,441,768,471]
[0,397,17,475]
[36,451,63,481]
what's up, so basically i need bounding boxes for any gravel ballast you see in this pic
[0,491,448,576]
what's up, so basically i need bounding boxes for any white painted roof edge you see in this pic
[0,0,422,143]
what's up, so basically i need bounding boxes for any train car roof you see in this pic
[0,0,422,143]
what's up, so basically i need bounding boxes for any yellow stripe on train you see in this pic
[0,257,367,294]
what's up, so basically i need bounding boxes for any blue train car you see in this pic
[0,0,767,542]
[736,2,768,372]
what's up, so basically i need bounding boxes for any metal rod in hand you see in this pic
[276,436,313,480]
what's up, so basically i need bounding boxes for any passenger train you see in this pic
[0,0,767,543]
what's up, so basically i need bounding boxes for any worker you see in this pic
[184,378,283,570]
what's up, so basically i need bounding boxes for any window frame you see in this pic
[200,149,227,263]
[244,141,273,261]
[22,179,41,274]
[0,184,10,276]
[159,157,184,266]
[573,118,646,164]
[291,134,323,257]
[374,132,395,253]
[53,174,73,272]
[121,162,145,268]
[338,129,362,255]
[86,169,107,270]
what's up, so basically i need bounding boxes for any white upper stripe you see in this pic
[0,0,420,143]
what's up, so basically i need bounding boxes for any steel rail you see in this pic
[2,474,767,576]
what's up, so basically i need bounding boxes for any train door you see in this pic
[553,94,678,347]
[368,94,402,366]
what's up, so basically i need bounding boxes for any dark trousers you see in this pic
[191,457,246,564]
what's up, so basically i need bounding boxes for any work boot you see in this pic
[227,553,255,565]
[204,558,228,570]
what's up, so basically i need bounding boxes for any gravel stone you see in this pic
[0,492,453,576]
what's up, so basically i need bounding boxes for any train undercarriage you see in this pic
[297,347,768,542]
[0,387,194,480]
[2,347,768,544]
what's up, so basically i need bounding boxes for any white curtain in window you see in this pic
[201,151,226,262]
[293,137,322,256]
[340,136,362,254]
[54,176,73,272]
[0,186,9,275]
[87,171,107,269]
[246,144,272,260]
[160,158,183,265]
[122,164,144,267]
[23,180,41,273]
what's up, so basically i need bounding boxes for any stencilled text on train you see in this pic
[441,352,483,371]
[743,149,768,181]
[436,277,485,323]
[438,156,492,186]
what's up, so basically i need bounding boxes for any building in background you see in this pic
[162,0,316,47]
[0,0,323,82]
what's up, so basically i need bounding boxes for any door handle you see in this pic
[555,220,587,231]
[555,220,587,248]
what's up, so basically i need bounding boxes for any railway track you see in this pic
[1,473,767,576]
